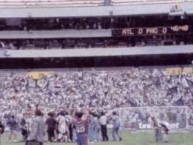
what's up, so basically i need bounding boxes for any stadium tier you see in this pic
[0,15,192,51]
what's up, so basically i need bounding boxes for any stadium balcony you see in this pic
[112,0,193,6]
[0,0,104,7]
[1,45,193,58]
[0,30,112,39]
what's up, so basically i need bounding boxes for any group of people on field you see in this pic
[4,108,170,145]
[4,106,122,145]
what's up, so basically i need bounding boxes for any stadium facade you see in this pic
[0,0,192,68]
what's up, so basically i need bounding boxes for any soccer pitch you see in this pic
[1,130,193,145]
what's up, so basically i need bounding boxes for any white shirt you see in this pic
[99,115,107,125]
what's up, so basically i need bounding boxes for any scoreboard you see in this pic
[112,25,191,36]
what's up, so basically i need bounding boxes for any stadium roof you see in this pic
[1,45,193,58]
[0,0,192,7]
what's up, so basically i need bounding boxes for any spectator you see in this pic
[28,109,45,144]
[99,112,108,141]
[7,115,18,142]
[0,121,5,135]
[46,112,57,142]
[111,111,122,141]
[20,118,28,141]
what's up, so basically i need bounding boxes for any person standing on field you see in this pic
[8,115,18,142]
[28,109,45,144]
[73,108,89,145]
[99,112,109,141]
[151,117,162,142]
[111,112,122,141]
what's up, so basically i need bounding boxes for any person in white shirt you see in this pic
[99,112,108,141]
[160,121,169,143]
[56,112,68,142]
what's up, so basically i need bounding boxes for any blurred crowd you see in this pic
[0,34,190,50]
[0,67,193,128]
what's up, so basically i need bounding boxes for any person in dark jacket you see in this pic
[46,112,57,142]
[20,118,28,141]
[0,121,5,135]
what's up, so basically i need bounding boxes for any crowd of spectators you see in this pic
[0,16,190,50]
[0,66,193,129]
[0,34,190,50]
[0,16,191,31]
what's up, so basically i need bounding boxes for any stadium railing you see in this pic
[0,0,104,7]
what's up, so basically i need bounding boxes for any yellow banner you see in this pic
[26,71,50,80]
[165,67,193,75]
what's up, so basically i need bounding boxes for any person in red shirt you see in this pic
[73,108,89,145]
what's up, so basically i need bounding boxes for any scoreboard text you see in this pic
[112,25,190,36]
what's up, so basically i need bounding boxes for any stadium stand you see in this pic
[0,14,191,50]
[0,35,191,50]
[0,66,193,128]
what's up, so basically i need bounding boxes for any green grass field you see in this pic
[1,130,193,145]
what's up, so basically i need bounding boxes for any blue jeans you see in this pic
[96,128,101,141]
[88,127,95,142]
[155,128,162,142]
[112,126,121,141]
[73,129,77,142]
[76,133,88,145]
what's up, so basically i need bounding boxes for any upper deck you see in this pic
[0,0,192,18]
[0,0,192,7]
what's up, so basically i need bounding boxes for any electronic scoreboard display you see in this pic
[112,25,191,36]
